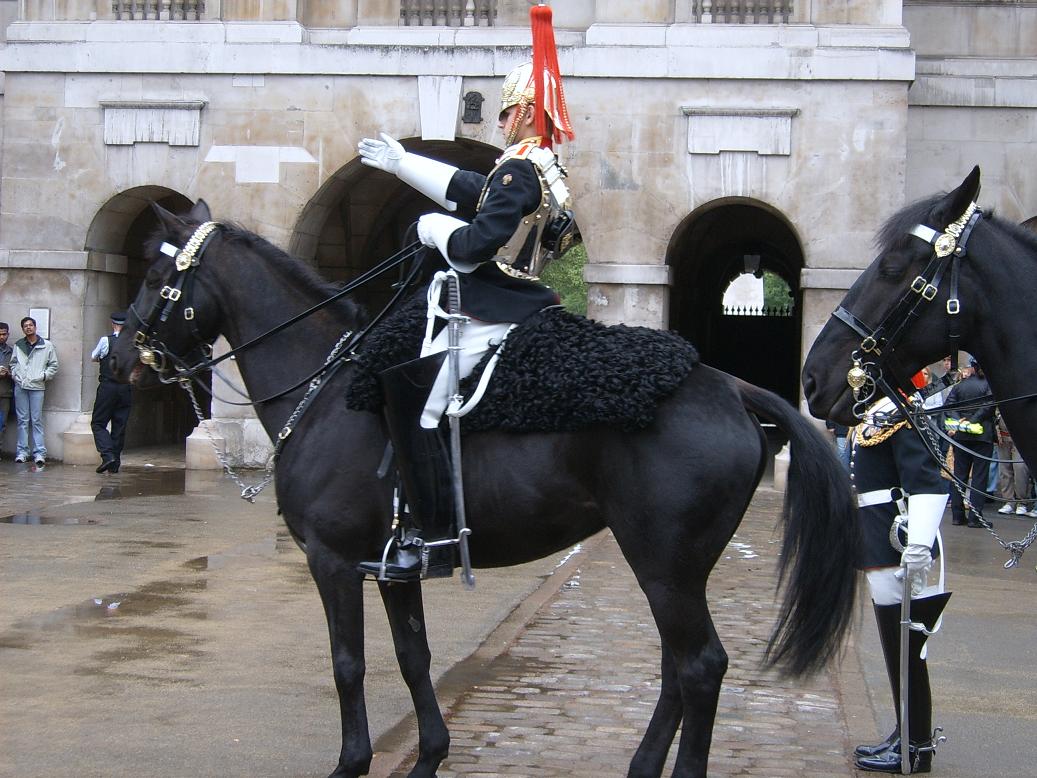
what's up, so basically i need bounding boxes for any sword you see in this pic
[445,272,475,589]
[899,567,912,774]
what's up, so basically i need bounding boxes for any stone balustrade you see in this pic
[112,1,205,20]
[400,0,496,26]
[690,1,793,24]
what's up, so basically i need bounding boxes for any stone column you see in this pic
[594,0,672,24]
[358,0,399,24]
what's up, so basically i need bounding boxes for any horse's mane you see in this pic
[149,221,367,325]
[876,192,1037,257]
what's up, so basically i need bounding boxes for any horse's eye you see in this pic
[144,265,165,289]
[877,250,911,280]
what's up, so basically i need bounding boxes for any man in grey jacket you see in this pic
[11,316,59,465]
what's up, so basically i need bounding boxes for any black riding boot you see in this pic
[358,355,457,582]
[856,592,951,774]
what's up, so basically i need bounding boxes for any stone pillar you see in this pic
[358,0,398,24]
[185,419,225,470]
[584,264,671,329]
[61,413,98,465]
[594,0,672,24]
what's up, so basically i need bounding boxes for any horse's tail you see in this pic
[736,378,859,677]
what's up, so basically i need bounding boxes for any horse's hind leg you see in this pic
[638,585,728,778]
[628,643,682,777]
[378,581,449,777]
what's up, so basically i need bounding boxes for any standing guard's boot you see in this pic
[358,354,457,582]
[856,592,951,773]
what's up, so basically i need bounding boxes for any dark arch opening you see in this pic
[86,186,209,452]
[667,199,804,405]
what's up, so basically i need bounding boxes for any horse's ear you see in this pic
[151,201,185,233]
[189,199,212,223]
[935,166,981,227]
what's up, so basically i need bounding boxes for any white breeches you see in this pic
[865,567,944,606]
[419,320,513,429]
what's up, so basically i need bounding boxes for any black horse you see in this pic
[110,200,858,778]
[803,167,1037,473]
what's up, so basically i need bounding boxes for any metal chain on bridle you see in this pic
[831,201,1037,570]
[131,221,425,502]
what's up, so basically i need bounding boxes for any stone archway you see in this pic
[290,138,503,313]
[666,198,805,405]
[84,186,209,452]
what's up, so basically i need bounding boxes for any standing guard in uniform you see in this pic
[91,311,133,473]
[356,4,576,582]
[849,385,952,774]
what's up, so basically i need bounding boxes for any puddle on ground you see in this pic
[0,578,208,655]
[0,514,104,525]
[101,469,187,498]
[183,531,300,571]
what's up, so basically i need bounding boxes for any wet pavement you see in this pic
[3,454,1035,777]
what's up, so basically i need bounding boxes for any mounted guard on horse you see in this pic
[355,4,578,583]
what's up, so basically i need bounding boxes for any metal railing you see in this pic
[691,1,792,23]
[112,1,205,20]
[400,0,497,27]
[722,304,794,317]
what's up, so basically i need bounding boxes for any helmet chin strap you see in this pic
[504,103,529,146]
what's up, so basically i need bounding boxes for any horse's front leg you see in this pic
[378,580,450,777]
[306,539,374,778]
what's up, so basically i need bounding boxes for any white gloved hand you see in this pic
[417,213,477,271]
[895,543,933,596]
[357,132,404,174]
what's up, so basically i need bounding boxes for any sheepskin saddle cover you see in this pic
[346,290,699,433]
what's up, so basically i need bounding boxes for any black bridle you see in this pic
[130,221,424,400]
[831,201,982,421]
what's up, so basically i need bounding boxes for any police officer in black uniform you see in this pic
[850,390,952,773]
[355,13,576,582]
[91,311,132,473]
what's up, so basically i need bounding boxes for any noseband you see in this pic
[831,202,983,418]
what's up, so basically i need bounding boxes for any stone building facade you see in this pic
[0,1,1033,464]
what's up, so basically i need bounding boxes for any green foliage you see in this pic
[762,270,793,310]
[541,242,588,316]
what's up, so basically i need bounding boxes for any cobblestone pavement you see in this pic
[378,488,859,777]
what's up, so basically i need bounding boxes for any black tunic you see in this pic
[851,422,946,569]
[442,158,560,323]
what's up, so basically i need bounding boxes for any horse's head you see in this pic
[109,199,225,388]
[803,167,983,426]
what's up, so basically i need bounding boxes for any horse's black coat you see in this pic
[347,287,699,432]
[111,199,859,778]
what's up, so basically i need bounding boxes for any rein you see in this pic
[131,220,425,501]
[830,202,1037,568]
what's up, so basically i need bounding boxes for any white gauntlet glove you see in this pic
[357,132,404,174]
[357,132,458,211]
[417,213,478,272]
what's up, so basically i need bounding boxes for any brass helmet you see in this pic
[499,5,575,147]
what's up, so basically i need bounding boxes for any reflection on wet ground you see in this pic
[0,514,104,525]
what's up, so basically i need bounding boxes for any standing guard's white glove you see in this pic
[358,132,405,175]
[357,132,458,211]
[894,493,948,595]
[417,213,479,272]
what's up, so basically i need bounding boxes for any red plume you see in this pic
[911,371,928,389]
[530,3,575,147]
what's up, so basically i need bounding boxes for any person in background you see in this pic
[11,316,59,466]
[944,357,995,528]
[90,311,133,474]
[0,323,13,457]
[994,409,1035,517]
